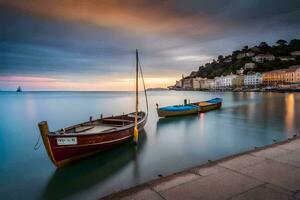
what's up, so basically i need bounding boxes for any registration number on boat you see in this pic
[57,137,77,145]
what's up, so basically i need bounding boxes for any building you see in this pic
[232,75,244,87]
[262,69,286,86]
[215,74,238,88]
[237,53,247,59]
[191,77,203,90]
[290,51,300,56]
[279,56,296,61]
[236,67,244,75]
[200,79,215,89]
[246,52,255,57]
[182,78,193,89]
[244,63,256,69]
[237,52,255,59]
[252,54,275,63]
[285,65,300,84]
[175,80,182,88]
[244,73,262,86]
[224,56,232,63]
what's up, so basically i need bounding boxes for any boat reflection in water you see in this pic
[40,130,147,200]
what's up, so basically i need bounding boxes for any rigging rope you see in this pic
[138,59,149,115]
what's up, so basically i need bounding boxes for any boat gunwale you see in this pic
[47,112,147,137]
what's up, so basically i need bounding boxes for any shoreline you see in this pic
[102,134,300,199]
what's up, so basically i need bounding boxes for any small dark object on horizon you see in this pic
[158,174,163,177]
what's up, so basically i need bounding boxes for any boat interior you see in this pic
[53,112,145,135]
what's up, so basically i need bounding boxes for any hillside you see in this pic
[189,39,300,79]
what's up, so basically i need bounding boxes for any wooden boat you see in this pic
[38,50,148,167]
[192,97,222,113]
[157,97,222,118]
[156,104,199,118]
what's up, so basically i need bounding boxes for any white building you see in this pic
[252,54,275,63]
[244,73,262,86]
[244,63,256,69]
[214,74,238,88]
[224,56,232,63]
[279,57,296,61]
[291,51,300,56]
[237,52,255,59]
[236,67,244,75]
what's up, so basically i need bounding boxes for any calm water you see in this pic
[0,91,299,200]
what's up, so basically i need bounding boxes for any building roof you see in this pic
[286,65,300,72]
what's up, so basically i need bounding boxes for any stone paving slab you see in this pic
[218,154,266,170]
[152,173,199,192]
[251,146,291,159]
[160,170,262,200]
[192,164,228,176]
[269,149,300,167]
[103,137,300,200]
[120,189,163,200]
[230,184,295,200]
[239,159,300,192]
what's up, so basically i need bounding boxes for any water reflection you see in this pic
[40,131,147,200]
[285,93,295,133]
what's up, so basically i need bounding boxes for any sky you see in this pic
[1,0,300,91]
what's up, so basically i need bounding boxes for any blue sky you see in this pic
[1,0,300,90]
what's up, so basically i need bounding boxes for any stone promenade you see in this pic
[104,137,300,200]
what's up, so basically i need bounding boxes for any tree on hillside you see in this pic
[218,55,224,62]
[276,39,287,46]
[259,42,269,48]
[243,45,248,51]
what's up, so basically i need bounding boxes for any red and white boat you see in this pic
[38,50,148,167]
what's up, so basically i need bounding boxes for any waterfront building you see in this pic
[175,80,182,88]
[285,65,300,84]
[279,56,296,61]
[244,62,256,69]
[252,54,275,63]
[290,51,300,56]
[182,78,193,89]
[191,77,203,90]
[232,75,244,87]
[262,69,286,86]
[244,73,262,86]
[215,74,238,88]
[200,79,215,89]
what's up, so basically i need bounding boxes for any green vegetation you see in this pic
[190,39,300,79]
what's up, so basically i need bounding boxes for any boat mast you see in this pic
[133,49,139,143]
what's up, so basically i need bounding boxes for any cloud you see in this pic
[0,0,300,90]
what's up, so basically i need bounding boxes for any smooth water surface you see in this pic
[0,91,299,199]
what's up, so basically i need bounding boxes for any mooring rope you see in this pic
[34,134,41,150]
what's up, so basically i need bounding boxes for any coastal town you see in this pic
[169,40,300,91]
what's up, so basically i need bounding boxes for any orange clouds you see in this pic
[0,0,218,37]
[0,75,176,91]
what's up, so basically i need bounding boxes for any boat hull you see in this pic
[198,102,222,113]
[39,113,147,167]
[157,107,199,118]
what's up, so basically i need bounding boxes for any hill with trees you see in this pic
[188,39,300,79]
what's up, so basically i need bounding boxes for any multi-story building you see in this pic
[262,69,286,86]
[252,54,275,63]
[182,78,193,89]
[232,75,244,87]
[285,65,300,84]
[244,73,262,86]
[214,74,238,88]
[200,79,215,89]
